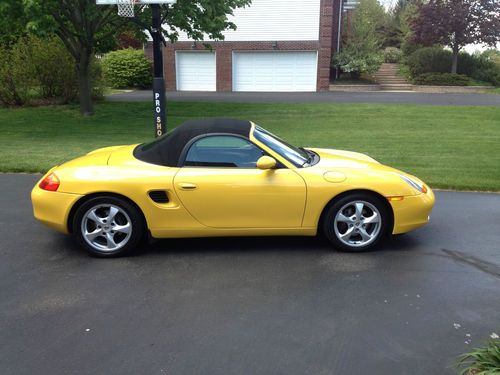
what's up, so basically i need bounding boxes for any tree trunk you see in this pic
[451,45,459,74]
[77,50,94,116]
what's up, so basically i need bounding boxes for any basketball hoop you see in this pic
[117,0,137,17]
[97,0,176,17]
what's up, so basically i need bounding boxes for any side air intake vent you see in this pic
[148,190,169,204]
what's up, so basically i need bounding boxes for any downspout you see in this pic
[336,0,344,79]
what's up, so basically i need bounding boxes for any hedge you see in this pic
[406,47,500,86]
[102,48,152,89]
[413,73,471,86]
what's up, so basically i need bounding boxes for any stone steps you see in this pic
[373,63,412,90]
[374,77,408,81]
[377,81,409,85]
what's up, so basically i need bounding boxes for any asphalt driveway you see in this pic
[1,174,499,375]
[105,90,500,106]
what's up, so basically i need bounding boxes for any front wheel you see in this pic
[322,193,391,252]
[73,196,145,257]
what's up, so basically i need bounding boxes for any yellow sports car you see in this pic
[32,118,435,257]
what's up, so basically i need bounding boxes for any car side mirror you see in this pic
[256,156,277,170]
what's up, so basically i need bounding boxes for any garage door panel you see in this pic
[176,52,216,91]
[233,52,317,92]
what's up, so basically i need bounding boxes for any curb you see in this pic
[413,86,496,94]
[329,85,381,92]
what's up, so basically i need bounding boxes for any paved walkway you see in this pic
[105,90,500,106]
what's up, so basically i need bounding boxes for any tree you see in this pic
[410,0,500,73]
[22,1,131,115]
[333,0,385,78]
[381,0,418,48]
[19,0,250,116]
[0,0,31,46]
[398,0,420,56]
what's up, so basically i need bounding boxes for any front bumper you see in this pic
[390,187,435,234]
[31,185,83,234]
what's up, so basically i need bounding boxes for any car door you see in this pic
[173,135,306,228]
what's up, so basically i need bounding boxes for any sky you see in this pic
[379,0,396,10]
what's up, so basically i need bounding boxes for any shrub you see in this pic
[406,47,500,85]
[0,35,104,107]
[472,65,500,86]
[457,339,500,375]
[406,47,452,76]
[333,48,384,79]
[413,73,470,86]
[0,41,34,106]
[29,36,79,103]
[102,48,152,88]
[383,47,403,63]
[469,52,500,86]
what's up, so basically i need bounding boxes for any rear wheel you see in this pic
[73,196,144,257]
[323,193,390,252]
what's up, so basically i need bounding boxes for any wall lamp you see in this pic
[191,41,197,49]
[272,41,278,50]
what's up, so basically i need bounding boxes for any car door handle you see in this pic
[178,183,198,190]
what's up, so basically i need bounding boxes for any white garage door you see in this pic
[176,52,216,91]
[233,51,317,92]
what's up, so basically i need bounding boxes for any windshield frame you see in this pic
[252,126,311,168]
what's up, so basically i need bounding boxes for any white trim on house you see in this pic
[169,0,321,42]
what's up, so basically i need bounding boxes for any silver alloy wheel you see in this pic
[333,200,382,248]
[81,204,132,252]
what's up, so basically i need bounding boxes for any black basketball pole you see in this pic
[151,4,166,137]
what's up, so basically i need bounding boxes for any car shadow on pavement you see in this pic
[53,231,423,259]
[142,233,423,257]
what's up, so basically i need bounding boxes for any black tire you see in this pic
[322,192,391,252]
[73,196,145,257]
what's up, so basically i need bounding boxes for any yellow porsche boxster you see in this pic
[32,118,435,257]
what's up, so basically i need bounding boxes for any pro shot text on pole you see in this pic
[96,0,176,137]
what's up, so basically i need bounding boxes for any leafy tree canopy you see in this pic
[410,0,500,73]
[0,0,31,45]
[2,0,250,115]
[381,0,419,48]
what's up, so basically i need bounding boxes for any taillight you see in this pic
[39,173,60,191]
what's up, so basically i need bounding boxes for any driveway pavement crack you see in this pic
[440,248,500,279]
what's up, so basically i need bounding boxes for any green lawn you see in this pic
[1,101,499,191]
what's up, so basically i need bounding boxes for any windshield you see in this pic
[253,126,309,167]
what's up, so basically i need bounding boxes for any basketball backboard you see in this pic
[97,0,176,18]
[96,0,176,3]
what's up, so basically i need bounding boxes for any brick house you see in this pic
[145,0,343,92]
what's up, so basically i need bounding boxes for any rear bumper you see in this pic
[31,185,83,234]
[391,188,435,234]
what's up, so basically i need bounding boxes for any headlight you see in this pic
[399,174,427,193]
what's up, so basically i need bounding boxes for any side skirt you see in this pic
[149,227,317,239]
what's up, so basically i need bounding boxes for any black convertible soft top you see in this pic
[134,118,252,167]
